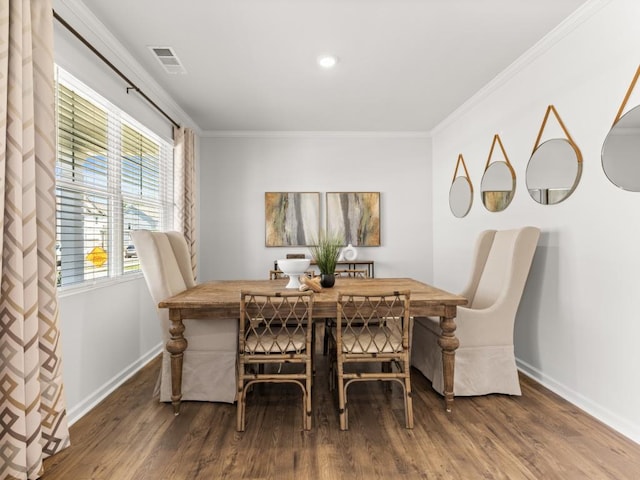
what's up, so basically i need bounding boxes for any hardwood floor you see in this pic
[42,350,640,479]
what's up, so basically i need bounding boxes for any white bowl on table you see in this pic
[277,258,311,289]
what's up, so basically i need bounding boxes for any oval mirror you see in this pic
[602,104,640,191]
[481,161,515,212]
[526,138,582,204]
[449,176,473,218]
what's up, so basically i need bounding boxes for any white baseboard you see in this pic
[64,348,640,445]
[66,343,162,426]
[516,358,640,445]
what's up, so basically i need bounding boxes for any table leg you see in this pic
[167,309,188,415]
[438,305,459,412]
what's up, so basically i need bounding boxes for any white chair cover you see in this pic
[412,226,540,396]
[132,230,237,403]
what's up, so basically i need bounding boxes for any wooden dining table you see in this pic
[158,277,467,415]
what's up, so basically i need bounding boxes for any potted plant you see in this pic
[309,231,343,287]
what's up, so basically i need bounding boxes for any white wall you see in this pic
[58,279,160,423]
[431,0,640,442]
[198,135,432,283]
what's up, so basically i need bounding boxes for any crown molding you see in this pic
[54,0,202,136]
[56,0,607,140]
[201,130,431,139]
[431,0,613,136]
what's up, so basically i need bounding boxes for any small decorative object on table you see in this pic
[300,275,322,292]
[320,273,335,288]
[277,258,311,289]
[309,231,343,288]
[341,243,357,261]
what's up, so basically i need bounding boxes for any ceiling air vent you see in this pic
[148,46,187,74]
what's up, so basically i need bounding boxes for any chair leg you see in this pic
[305,360,313,430]
[236,362,245,431]
[382,361,392,392]
[403,362,414,429]
[311,334,316,388]
[404,382,414,429]
[237,385,246,432]
[327,337,336,391]
[328,357,335,391]
[311,322,317,380]
[337,368,348,430]
[322,319,330,355]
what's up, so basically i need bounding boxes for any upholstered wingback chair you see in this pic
[132,230,237,403]
[412,226,540,396]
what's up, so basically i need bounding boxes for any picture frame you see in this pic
[265,192,320,247]
[326,192,380,246]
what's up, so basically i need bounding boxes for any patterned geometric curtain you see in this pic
[173,126,197,279]
[0,1,70,479]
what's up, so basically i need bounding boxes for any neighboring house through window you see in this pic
[55,68,173,287]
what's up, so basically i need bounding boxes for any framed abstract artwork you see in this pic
[326,192,380,246]
[265,192,320,246]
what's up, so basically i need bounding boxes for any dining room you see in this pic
[5,1,640,479]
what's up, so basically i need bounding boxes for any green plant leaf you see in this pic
[308,230,344,274]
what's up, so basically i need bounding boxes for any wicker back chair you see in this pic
[269,269,315,280]
[321,268,368,356]
[268,269,284,280]
[329,290,413,430]
[334,269,369,278]
[237,290,314,431]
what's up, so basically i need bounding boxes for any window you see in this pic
[55,68,173,287]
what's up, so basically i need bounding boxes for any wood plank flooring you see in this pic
[42,349,640,479]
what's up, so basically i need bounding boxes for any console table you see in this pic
[274,259,375,278]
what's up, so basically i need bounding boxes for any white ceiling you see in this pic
[72,0,590,133]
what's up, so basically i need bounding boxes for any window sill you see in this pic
[57,272,144,298]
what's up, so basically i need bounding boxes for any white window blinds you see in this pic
[55,68,173,287]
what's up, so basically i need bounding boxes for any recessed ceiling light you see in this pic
[317,54,338,69]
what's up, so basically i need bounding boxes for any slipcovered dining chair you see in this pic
[412,226,540,396]
[328,290,413,430]
[237,290,314,431]
[131,230,237,403]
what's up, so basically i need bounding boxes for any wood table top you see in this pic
[159,277,467,319]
